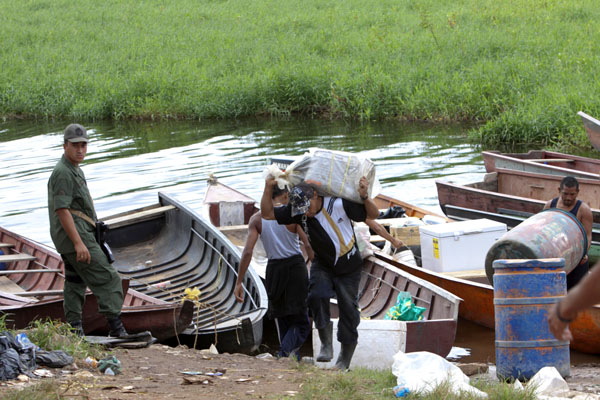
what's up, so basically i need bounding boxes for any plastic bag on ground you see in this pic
[98,355,122,375]
[35,350,74,368]
[283,148,378,203]
[527,366,569,397]
[392,351,487,398]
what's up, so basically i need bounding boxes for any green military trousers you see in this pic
[61,240,124,323]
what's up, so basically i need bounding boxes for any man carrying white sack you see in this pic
[261,175,379,370]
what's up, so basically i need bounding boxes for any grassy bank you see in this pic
[1,0,599,146]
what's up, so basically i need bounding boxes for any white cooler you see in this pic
[419,219,506,273]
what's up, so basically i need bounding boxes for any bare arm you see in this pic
[548,260,600,340]
[295,225,314,262]
[580,203,593,252]
[56,208,90,264]
[543,199,552,210]
[365,219,404,249]
[358,176,379,220]
[234,214,261,303]
[260,178,277,220]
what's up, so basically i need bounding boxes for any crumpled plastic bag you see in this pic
[392,351,488,398]
[527,366,569,397]
[354,224,375,258]
[384,292,426,321]
[0,332,35,380]
[35,350,74,368]
[98,355,122,375]
[264,148,379,203]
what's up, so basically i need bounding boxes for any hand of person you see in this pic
[548,302,574,341]
[234,282,244,303]
[75,242,91,264]
[265,176,277,188]
[358,176,369,199]
[392,238,404,249]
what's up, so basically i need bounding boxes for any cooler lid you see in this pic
[419,218,507,238]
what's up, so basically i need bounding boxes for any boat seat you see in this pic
[0,243,15,249]
[0,254,36,263]
[528,158,574,163]
[443,269,488,280]
[0,269,62,275]
[0,276,26,294]
[103,205,176,229]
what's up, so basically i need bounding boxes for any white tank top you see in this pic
[261,218,302,260]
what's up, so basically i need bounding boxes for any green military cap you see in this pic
[64,124,89,143]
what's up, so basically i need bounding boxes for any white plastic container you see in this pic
[312,319,409,370]
[419,219,506,273]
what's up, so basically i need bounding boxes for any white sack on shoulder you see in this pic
[285,148,378,203]
[392,351,487,398]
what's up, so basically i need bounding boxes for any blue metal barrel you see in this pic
[493,258,570,380]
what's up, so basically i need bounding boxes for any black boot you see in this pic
[316,321,333,362]
[69,320,85,337]
[107,314,130,338]
[334,342,357,371]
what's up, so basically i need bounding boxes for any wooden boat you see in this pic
[374,251,600,355]
[578,111,600,151]
[435,171,600,261]
[205,181,460,357]
[101,192,268,354]
[0,226,194,341]
[482,150,600,180]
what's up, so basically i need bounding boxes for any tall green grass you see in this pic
[1,0,599,146]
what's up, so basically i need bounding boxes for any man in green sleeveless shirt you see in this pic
[47,124,128,337]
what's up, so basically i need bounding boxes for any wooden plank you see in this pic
[529,158,574,163]
[443,269,488,279]
[103,205,176,229]
[369,235,386,243]
[0,254,36,263]
[0,243,15,249]
[0,276,25,293]
[11,290,64,297]
[0,291,38,304]
[0,269,62,275]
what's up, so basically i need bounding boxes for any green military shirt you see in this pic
[47,155,97,254]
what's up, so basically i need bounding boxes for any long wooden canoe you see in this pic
[579,111,600,152]
[482,150,600,180]
[101,192,268,354]
[437,169,600,225]
[0,226,194,341]
[205,181,460,357]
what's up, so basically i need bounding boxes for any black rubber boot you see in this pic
[316,321,333,362]
[107,314,130,338]
[334,342,357,371]
[69,320,85,337]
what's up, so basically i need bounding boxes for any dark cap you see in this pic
[289,183,314,217]
[64,124,89,143]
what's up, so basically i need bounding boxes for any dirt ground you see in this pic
[2,344,600,399]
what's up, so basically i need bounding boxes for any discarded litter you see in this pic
[85,357,98,368]
[104,368,115,376]
[393,385,410,397]
[98,355,122,375]
[180,371,223,377]
[392,351,487,398]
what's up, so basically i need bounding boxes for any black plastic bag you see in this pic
[35,350,74,368]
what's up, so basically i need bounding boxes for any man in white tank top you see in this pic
[234,185,314,359]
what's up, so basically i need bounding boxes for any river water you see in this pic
[0,118,484,247]
[2,118,598,365]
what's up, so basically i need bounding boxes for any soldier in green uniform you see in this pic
[47,123,128,337]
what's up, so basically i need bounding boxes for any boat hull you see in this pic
[579,111,600,151]
[103,192,268,354]
[0,226,194,341]
[483,150,600,180]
